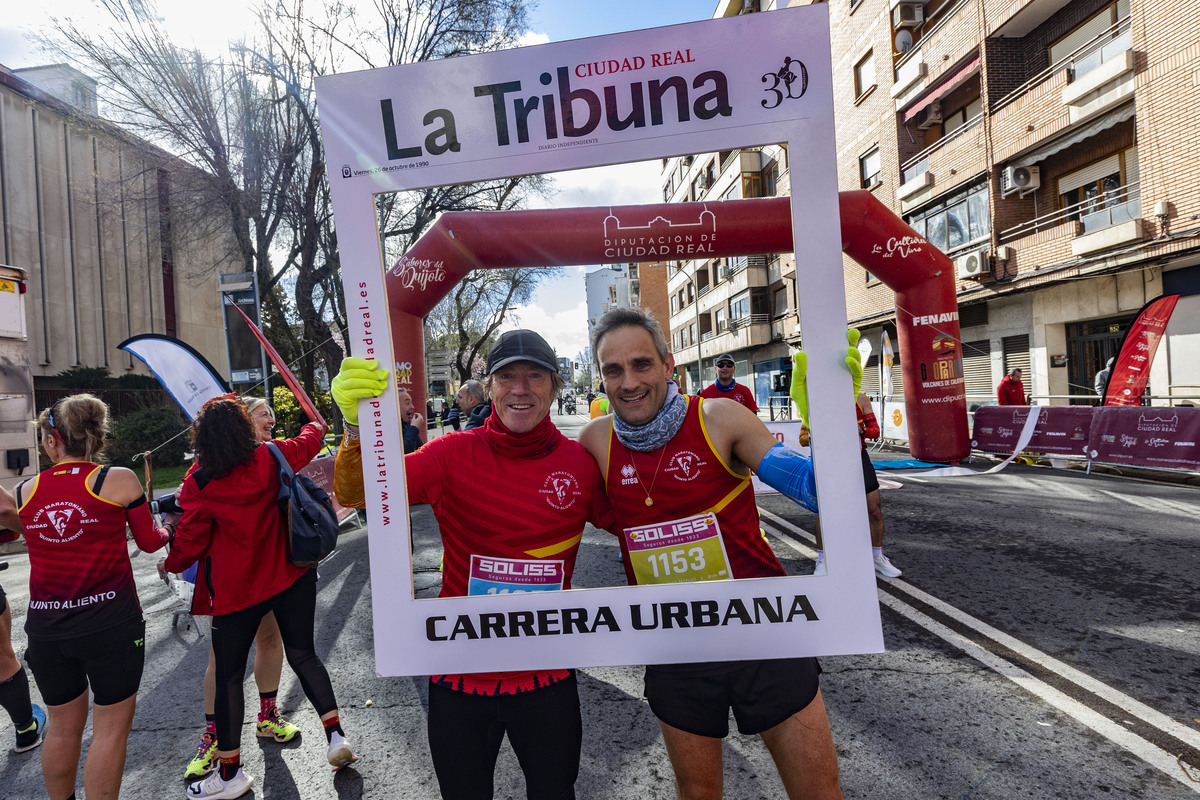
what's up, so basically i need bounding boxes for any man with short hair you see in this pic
[451,379,490,431]
[332,330,611,800]
[698,354,758,412]
[396,387,424,453]
[997,368,1027,406]
[579,307,841,800]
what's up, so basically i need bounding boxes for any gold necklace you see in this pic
[629,447,669,507]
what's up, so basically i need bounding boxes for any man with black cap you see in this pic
[331,330,611,800]
[698,354,758,412]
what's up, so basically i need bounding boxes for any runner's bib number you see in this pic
[624,513,732,585]
[467,555,564,596]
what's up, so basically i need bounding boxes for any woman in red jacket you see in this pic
[162,397,355,800]
[17,393,170,800]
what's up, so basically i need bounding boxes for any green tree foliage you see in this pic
[54,366,112,394]
[271,386,333,439]
[108,405,191,468]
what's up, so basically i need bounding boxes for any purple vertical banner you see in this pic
[971,406,1093,456]
[1087,407,1200,470]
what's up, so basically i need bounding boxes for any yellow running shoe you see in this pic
[184,730,217,779]
[256,708,301,743]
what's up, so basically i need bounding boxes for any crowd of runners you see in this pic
[0,306,887,799]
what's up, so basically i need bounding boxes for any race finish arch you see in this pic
[316,5,944,678]
[384,191,969,463]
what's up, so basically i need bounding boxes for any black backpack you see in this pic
[266,442,339,568]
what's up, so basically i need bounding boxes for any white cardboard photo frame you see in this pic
[315,6,884,677]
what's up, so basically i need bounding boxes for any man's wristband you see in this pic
[343,423,360,442]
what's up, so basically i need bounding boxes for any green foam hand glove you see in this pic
[331,357,389,426]
[845,328,863,400]
[790,351,809,427]
[792,329,866,430]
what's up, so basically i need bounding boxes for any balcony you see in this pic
[989,18,1132,162]
[897,114,985,210]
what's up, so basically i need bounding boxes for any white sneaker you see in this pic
[327,731,360,770]
[811,555,826,576]
[186,768,253,799]
[873,554,902,578]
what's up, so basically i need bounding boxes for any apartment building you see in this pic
[665,0,1200,410]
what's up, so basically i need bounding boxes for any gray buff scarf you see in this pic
[612,381,687,453]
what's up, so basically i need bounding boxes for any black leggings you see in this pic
[211,570,337,750]
[427,673,581,800]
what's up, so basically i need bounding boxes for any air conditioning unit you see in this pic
[893,3,924,28]
[956,247,992,279]
[1002,165,1041,197]
[916,101,942,130]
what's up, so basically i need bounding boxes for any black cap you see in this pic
[486,330,558,375]
[715,354,735,365]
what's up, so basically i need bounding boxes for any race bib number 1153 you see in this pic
[624,513,732,585]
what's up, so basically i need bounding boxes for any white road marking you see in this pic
[758,505,1200,791]
[876,592,1200,794]
[1098,488,1196,517]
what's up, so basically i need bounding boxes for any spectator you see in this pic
[699,353,759,411]
[1094,357,1116,402]
[16,394,170,800]
[452,379,490,431]
[397,387,425,452]
[162,397,356,798]
[589,392,609,419]
[997,368,1027,406]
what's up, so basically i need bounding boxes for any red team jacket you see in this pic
[164,423,323,616]
[405,413,612,694]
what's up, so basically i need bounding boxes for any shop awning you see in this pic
[902,54,980,122]
[1012,101,1136,168]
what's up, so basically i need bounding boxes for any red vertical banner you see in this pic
[1102,295,1180,406]
[227,301,328,429]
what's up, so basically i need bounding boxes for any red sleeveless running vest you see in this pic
[18,462,144,640]
[606,396,783,581]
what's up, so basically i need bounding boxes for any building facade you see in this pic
[664,0,1200,413]
[0,64,235,489]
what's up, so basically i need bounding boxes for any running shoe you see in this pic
[811,555,826,577]
[185,767,253,799]
[184,730,218,779]
[13,704,46,753]
[873,554,902,578]
[326,731,360,771]
[256,707,301,742]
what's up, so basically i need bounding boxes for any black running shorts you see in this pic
[860,448,880,494]
[0,582,7,616]
[644,657,822,738]
[25,618,146,706]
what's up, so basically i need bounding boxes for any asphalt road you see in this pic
[1,408,1198,799]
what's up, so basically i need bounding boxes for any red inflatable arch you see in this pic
[383,190,969,462]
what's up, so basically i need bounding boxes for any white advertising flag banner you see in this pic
[315,6,883,677]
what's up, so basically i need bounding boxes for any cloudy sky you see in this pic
[0,0,717,361]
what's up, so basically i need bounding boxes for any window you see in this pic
[906,179,990,254]
[741,171,762,198]
[716,308,727,333]
[761,161,779,197]
[1050,0,1130,76]
[942,96,983,136]
[721,182,739,201]
[773,286,789,317]
[860,146,881,189]
[688,323,696,345]
[854,51,875,99]
[1058,148,1137,229]
[730,290,751,321]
